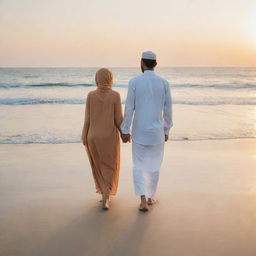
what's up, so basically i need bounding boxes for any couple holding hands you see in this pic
[81,51,173,211]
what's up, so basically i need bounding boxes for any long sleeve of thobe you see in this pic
[163,83,173,135]
[121,81,135,134]
[114,93,123,132]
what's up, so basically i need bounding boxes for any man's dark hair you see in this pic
[141,58,157,69]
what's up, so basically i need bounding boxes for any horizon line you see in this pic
[0,66,256,68]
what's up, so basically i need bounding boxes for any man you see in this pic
[121,51,173,211]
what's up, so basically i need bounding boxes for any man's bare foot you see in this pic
[147,198,157,205]
[139,202,149,212]
[139,195,149,212]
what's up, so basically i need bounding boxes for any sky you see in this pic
[0,0,256,67]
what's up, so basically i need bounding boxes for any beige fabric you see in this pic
[81,68,123,196]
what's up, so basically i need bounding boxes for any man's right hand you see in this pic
[121,133,131,143]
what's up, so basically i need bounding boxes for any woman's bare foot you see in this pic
[99,197,111,203]
[139,195,149,212]
[147,198,157,205]
[102,195,110,210]
[102,200,109,210]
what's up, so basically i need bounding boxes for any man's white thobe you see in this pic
[121,70,173,198]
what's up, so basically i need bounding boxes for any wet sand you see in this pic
[0,139,256,256]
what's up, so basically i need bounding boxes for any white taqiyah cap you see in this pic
[141,51,156,60]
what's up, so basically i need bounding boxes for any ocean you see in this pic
[0,67,255,144]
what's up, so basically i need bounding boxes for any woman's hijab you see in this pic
[95,68,113,91]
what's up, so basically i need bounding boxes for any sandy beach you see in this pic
[0,139,255,256]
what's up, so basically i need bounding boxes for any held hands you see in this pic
[121,133,131,143]
[121,134,167,143]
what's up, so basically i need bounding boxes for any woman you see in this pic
[81,68,123,210]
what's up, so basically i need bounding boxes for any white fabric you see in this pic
[132,142,164,198]
[121,70,173,145]
[141,51,156,60]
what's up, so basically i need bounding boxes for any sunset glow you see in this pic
[0,0,256,67]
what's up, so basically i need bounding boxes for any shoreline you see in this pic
[0,136,256,145]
